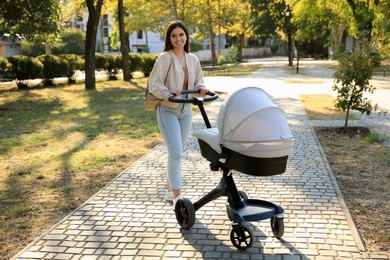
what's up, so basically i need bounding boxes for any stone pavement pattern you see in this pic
[14,59,389,259]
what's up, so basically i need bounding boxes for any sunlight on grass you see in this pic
[300,94,349,120]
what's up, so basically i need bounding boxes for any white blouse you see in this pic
[148,50,205,108]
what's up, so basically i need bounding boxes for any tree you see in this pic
[85,0,104,90]
[224,0,254,61]
[0,0,61,38]
[118,0,131,81]
[250,0,291,64]
[333,48,375,129]
[54,28,86,55]
[0,0,62,54]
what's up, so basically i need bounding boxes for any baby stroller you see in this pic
[169,87,294,250]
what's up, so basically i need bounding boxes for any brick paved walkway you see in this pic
[13,59,389,259]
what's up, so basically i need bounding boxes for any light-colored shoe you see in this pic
[164,191,173,202]
[172,194,183,211]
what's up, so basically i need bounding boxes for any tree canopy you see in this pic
[0,0,61,39]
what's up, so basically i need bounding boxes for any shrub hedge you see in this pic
[6,55,44,89]
[0,53,159,88]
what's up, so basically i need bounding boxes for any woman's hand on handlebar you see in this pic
[197,87,209,97]
[170,90,181,98]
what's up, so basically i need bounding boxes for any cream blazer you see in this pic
[148,50,205,108]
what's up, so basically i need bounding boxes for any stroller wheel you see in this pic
[230,225,254,250]
[270,216,284,238]
[175,197,195,229]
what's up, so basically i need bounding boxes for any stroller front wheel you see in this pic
[174,197,195,229]
[270,216,284,238]
[230,224,254,250]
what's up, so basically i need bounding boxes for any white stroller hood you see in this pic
[193,87,294,158]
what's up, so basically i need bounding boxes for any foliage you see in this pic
[129,53,143,73]
[228,46,239,65]
[59,54,85,84]
[6,55,44,89]
[0,0,62,39]
[105,54,122,80]
[139,54,159,77]
[53,28,86,55]
[20,40,46,57]
[250,0,285,40]
[0,57,12,80]
[332,49,375,129]
[95,53,109,72]
[37,54,70,86]
[217,55,225,66]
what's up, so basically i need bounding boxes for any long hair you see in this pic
[163,20,190,53]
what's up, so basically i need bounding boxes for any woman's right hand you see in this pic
[170,90,181,100]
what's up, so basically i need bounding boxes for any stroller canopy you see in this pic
[194,87,294,158]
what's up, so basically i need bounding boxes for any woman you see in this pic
[148,20,209,208]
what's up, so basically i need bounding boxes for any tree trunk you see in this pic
[118,0,131,81]
[287,29,293,66]
[85,0,104,90]
[209,28,216,62]
[237,34,245,61]
[206,0,216,62]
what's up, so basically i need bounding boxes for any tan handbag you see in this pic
[144,82,161,110]
[144,54,173,110]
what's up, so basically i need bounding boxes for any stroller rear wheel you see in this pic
[270,216,284,238]
[230,224,254,250]
[174,197,195,229]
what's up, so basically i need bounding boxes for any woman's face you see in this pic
[170,27,187,50]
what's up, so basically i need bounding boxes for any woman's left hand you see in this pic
[198,87,209,97]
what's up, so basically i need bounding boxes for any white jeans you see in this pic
[157,103,192,191]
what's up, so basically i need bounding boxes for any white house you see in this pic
[0,34,24,57]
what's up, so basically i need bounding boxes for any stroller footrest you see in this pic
[227,199,283,222]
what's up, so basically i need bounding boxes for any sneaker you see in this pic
[172,194,183,211]
[164,191,173,202]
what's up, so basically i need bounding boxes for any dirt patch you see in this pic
[314,126,390,253]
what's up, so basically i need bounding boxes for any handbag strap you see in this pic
[164,52,174,84]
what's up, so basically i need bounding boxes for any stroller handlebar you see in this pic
[168,89,218,104]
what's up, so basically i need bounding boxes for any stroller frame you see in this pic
[169,90,286,250]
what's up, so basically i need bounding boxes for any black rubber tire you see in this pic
[175,197,195,229]
[230,225,254,250]
[270,216,284,238]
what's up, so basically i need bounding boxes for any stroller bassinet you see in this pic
[193,86,294,176]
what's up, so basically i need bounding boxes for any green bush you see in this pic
[53,28,85,55]
[59,54,84,83]
[7,55,44,89]
[333,49,375,129]
[129,53,142,73]
[37,54,70,86]
[20,40,45,57]
[105,54,121,80]
[139,54,158,77]
[0,56,12,80]
[95,53,109,72]
[217,55,225,66]
[228,46,239,65]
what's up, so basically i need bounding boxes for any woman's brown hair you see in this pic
[163,20,190,53]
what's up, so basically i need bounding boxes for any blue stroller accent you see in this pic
[168,87,294,250]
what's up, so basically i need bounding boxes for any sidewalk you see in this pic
[13,58,389,259]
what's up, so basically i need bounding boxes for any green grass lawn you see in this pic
[0,78,163,257]
[0,63,262,259]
